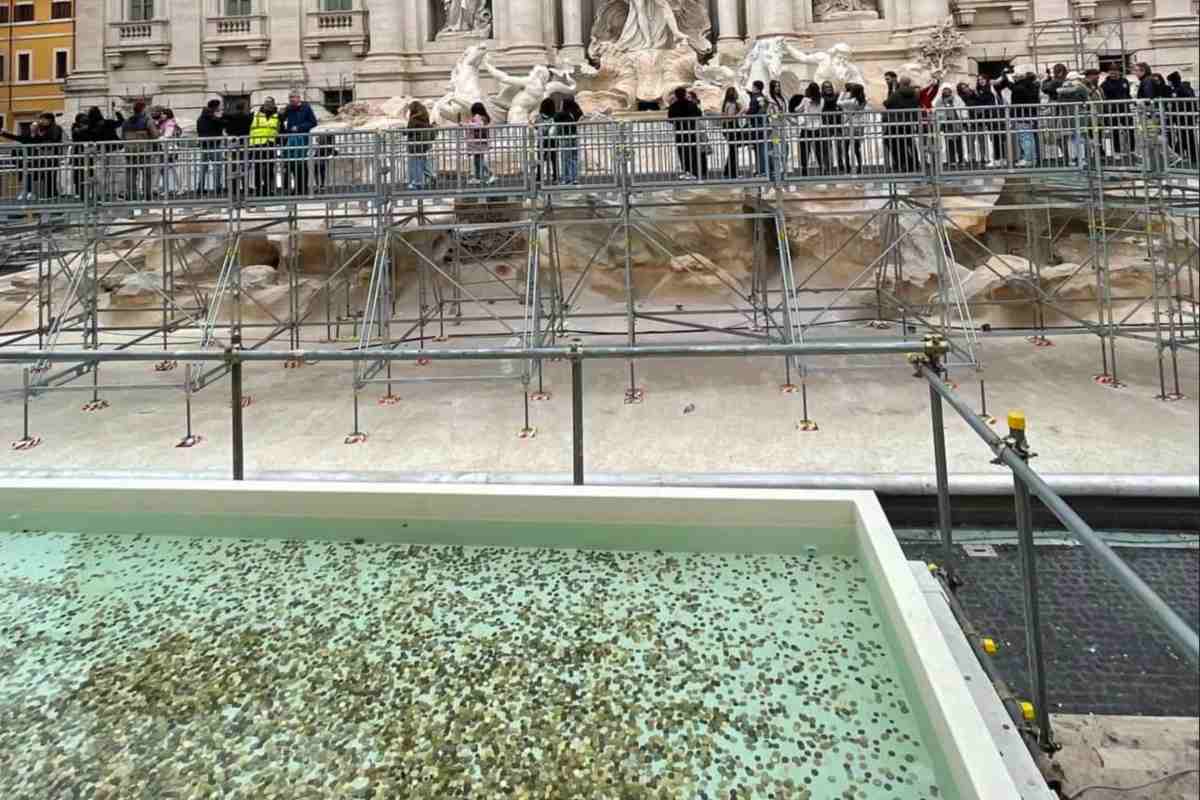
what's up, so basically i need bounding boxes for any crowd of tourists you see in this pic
[0,92,325,202]
[0,61,1195,203]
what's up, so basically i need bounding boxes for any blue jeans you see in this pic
[407,154,432,187]
[1015,121,1038,163]
[472,153,491,181]
[197,147,224,193]
[560,145,579,183]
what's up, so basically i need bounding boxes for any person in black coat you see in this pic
[974,76,1007,164]
[1,112,65,201]
[1002,69,1042,165]
[220,101,253,198]
[1100,65,1133,157]
[1166,71,1197,164]
[1133,62,1155,100]
[882,77,921,172]
[69,113,91,197]
[196,99,227,195]
[667,86,703,180]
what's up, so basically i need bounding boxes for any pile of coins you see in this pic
[0,530,944,798]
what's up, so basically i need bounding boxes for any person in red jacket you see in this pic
[918,70,944,112]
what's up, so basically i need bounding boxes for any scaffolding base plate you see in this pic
[154,360,178,372]
[780,383,798,395]
[1027,336,1054,348]
[11,436,42,451]
[1093,374,1125,388]
[517,426,537,439]
[344,432,368,445]
[377,394,401,406]
[1157,392,1186,401]
[232,396,253,409]
[796,420,820,432]
[530,391,552,401]
[284,359,305,369]
[81,399,110,412]
[175,434,203,448]
[624,388,645,405]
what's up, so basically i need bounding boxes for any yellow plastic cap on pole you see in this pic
[1019,701,1036,721]
[1008,411,1027,431]
[981,638,998,655]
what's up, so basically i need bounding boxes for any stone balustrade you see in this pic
[204,14,270,63]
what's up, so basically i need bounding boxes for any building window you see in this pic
[14,2,35,22]
[0,7,8,23]
[1097,53,1134,74]
[224,0,251,15]
[54,49,70,80]
[321,0,351,11]
[0,55,6,83]
[51,0,73,18]
[975,60,1012,80]
[222,93,251,113]
[322,88,353,115]
[16,52,31,82]
[129,0,154,20]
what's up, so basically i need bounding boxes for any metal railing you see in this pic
[2,99,1195,212]
[2,338,1196,722]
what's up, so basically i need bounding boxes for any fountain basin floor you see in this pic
[0,482,1020,798]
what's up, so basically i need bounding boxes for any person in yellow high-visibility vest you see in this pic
[248,97,283,197]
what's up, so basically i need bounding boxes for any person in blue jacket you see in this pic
[282,91,319,196]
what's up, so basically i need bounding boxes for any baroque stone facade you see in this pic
[66,0,1198,118]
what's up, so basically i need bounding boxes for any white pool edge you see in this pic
[852,493,1022,799]
[0,479,1021,798]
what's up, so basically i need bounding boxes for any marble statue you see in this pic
[740,37,786,91]
[438,0,492,38]
[786,42,867,89]
[579,0,713,109]
[612,0,690,52]
[431,43,492,124]
[486,60,578,123]
[813,0,879,20]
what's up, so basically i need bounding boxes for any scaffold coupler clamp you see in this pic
[991,411,1036,465]
[908,334,948,378]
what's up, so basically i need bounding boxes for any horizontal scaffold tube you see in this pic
[0,339,927,364]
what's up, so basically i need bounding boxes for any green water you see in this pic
[0,525,949,799]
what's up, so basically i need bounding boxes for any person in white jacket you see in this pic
[933,85,968,168]
[791,82,824,177]
[836,82,869,174]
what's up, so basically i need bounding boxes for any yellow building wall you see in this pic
[0,0,74,129]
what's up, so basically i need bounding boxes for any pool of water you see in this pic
[0,525,947,799]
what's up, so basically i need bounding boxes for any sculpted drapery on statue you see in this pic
[812,0,879,20]
[613,0,690,51]
[437,0,492,39]
[588,0,712,60]
[579,0,712,108]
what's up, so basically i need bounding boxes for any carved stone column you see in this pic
[262,0,307,87]
[355,0,415,97]
[755,0,797,38]
[499,0,547,60]
[68,0,110,102]
[909,0,950,29]
[1150,0,1197,49]
[716,0,742,56]
[560,0,586,63]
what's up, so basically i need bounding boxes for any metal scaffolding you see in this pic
[1,99,1196,449]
